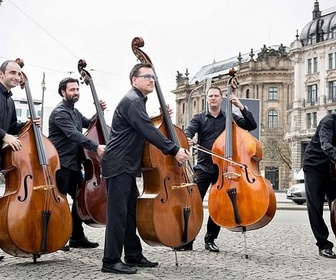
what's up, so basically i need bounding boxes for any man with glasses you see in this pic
[101,63,190,274]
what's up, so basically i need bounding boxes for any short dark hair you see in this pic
[58,77,79,96]
[207,86,222,96]
[129,63,152,84]
[0,60,17,73]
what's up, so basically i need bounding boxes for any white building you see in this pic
[287,1,336,170]
[13,97,52,136]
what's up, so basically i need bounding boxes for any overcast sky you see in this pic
[1,0,335,125]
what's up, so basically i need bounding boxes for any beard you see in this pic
[65,93,79,103]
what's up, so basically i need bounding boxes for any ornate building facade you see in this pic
[287,1,336,173]
[172,1,336,190]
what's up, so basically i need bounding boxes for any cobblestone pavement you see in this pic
[1,193,336,280]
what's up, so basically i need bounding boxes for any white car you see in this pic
[286,182,306,205]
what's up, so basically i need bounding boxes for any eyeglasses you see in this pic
[135,74,157,81]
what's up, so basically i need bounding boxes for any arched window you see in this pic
[268,109,278,128]
[246,89,250,99]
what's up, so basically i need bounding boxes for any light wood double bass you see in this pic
[131,37,203,248]
[0,59,72,262]
[75,59,109,227]
[208,68,276,232]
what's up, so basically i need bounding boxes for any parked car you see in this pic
[286,181,306,205]
[286,180,328,205]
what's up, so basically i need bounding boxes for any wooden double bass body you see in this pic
[208,70,276,232]
[132,37,203,248]
[0,60,72,261]
[75,59,109,227]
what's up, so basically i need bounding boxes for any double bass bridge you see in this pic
[33,185,55,191]
[223,171,241,180]
[171,182,196,190]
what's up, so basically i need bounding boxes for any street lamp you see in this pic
[41,72,46,131]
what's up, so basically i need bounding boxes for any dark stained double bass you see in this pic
[0,59,72,262]
[208,68,276,232]
[75,59,108,226]
[131,37,203,248]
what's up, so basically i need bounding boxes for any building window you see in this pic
[307,112,317,129]
[268,109,278,128]
[332,29,336,39]
[308,58,312,74]
[306,113,311,129]
[311,34,316,44]
[246,89,250,99]
[182,103,185,114]
[313,57,318,73]
[329,81,336,102]
[264,166,278,190]
[26,109,30,118]
[329,53,333,70]
[312,112,317,127]
[307,84,317,105]
[268,87,277,101]
[16,108,22,117]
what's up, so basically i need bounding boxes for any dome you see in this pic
[300,1,336,46]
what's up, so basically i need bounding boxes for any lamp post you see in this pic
[41,72,46,131]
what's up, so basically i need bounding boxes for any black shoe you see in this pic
[0,256,4,261]
[125,256,158,267]
[173,242,193,251]
[102,261,137,274]
[59,245,70,252]
[205,241,219,252]
[319,248,336,259]
[69,237,99,248]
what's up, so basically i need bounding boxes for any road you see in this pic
[1,190,336,279]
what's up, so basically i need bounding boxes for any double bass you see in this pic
[131,37,203,248]
[0,59,72,262]
[75,59,108,226]
[208,68,276,232]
